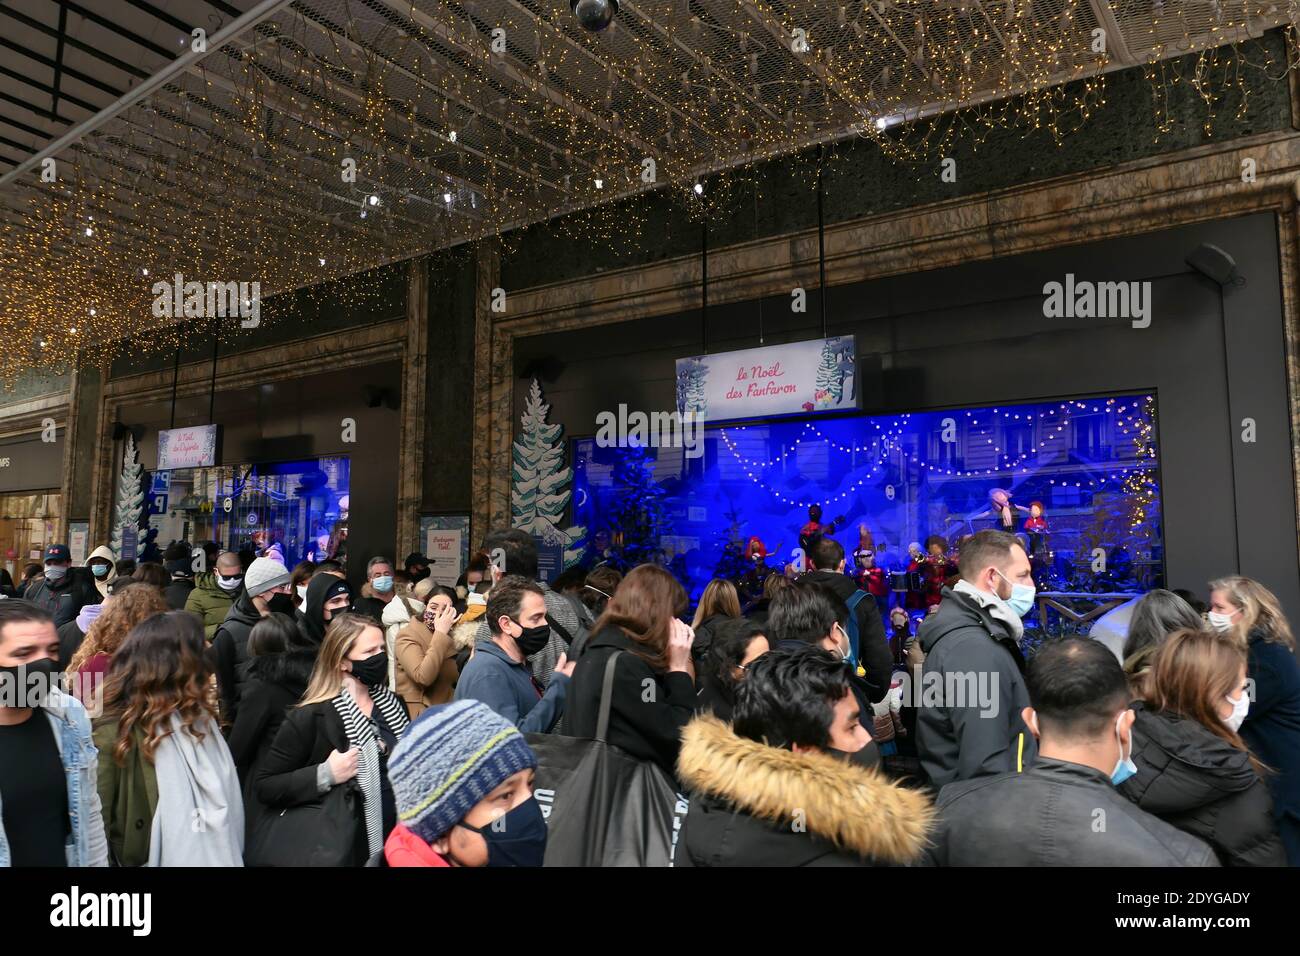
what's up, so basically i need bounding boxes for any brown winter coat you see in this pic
[394,619,459,719]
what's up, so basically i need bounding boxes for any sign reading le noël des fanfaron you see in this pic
[676,336,858,424]
[156,425,219,471]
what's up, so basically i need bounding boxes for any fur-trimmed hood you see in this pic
[449,618,481,652]
[677,715,933,865]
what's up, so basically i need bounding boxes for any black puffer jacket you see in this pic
[915,586,1036,788]
[1119,702,1286,867]
[227,646,316,839]
[211,592,264,726]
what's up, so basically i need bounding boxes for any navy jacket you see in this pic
[1240,630,1300,865]
[454,638,568,733]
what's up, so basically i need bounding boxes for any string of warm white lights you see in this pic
[718,396,1153,477]
[2,2,1298,384]
[713,395,1157,507]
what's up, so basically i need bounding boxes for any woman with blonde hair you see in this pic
[1117,628,1284,866]
[690,578,742,663]
[68,581,169,706]
[93,611,244,866]
[1208,575,1300,864]
[254,613,410,865]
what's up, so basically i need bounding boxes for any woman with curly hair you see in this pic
[92,611,243,866]
[67,581,169,707]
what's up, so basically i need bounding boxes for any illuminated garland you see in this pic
[1,1,1298,384]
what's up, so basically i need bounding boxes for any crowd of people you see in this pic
[1,526,1298,868]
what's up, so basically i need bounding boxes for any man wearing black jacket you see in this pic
[211,557,293,726]
[803,535,891,703]
[161,541,196,610]
[915,530,1038,789]
[21,544,99,629]
[923,638,1217,866]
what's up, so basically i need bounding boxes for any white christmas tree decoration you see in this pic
[111,435,143,556]
[816,339,842,402]
[682,359,708,415]
[511,379,586,566]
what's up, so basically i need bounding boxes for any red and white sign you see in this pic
[676,335,858,423]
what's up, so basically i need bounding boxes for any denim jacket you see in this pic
[0,689,109,867]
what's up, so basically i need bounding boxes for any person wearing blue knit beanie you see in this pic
[383,698,545,867]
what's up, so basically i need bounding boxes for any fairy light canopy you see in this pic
[1,0,1297,381]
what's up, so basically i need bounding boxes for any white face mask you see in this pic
[1224,692,1250,732]
[1207,609,1238,633]
[832,622,851,661]
[296,585,308,601]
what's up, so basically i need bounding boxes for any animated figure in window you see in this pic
[740,536,779,600]
[971,487,1031,535]
[582,528,623,572]
[1023,501,1048,557]
[917,535,956,609]
[798,504,847,552]
[853,548,890,620]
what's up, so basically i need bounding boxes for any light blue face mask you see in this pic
[1111,711,1138,786]
[372,575,394,594]
[995,569,1037,618]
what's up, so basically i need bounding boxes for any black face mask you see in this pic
[348,651,388,689]
[512,621,552,656]
[456,797,548,867]
[0,658,57,708]
[410,566,430,582]
[826,743,878,771]
[266,592,296,617]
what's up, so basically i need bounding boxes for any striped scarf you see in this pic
[332,683,410,858]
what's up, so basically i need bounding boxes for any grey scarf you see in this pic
[148,714,244,867]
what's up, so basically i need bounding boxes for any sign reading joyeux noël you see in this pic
[157,424,219,470]
[676,336,858,424]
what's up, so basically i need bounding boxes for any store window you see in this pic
[573,393,1162,604]
[0,491,61,575]
[142,458,349,567]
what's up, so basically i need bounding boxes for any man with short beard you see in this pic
[915,530,1039,788]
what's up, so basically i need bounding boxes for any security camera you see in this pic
[571,0,619,32]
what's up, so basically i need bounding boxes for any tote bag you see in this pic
[527,652,688,867]
[245,781,365,867]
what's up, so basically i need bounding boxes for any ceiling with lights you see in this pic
[0,0,1296,381]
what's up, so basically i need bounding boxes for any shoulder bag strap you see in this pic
[595,650,623,743]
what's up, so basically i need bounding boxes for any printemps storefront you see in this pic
[143,459,350,567]
[0,428,65,580]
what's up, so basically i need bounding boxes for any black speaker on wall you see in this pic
[1186,243,1242,287]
